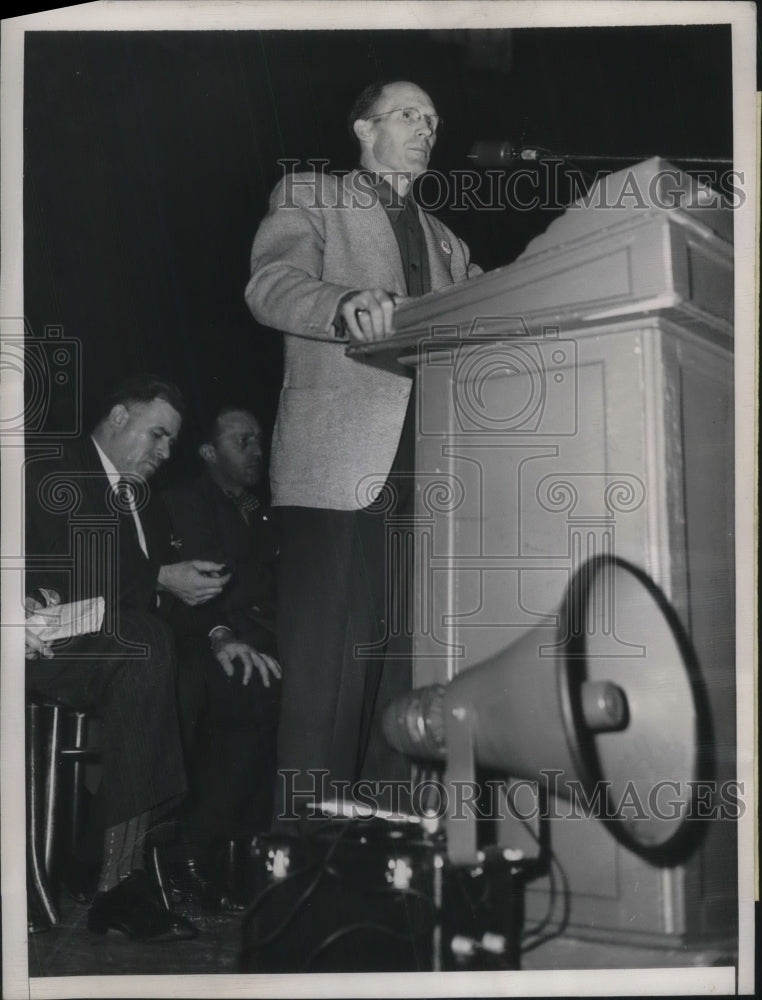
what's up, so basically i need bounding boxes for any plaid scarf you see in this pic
[228,490,261,525]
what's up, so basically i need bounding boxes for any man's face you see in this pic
[209,410,263,492]
[108,398,182,479]
[358,82,438,179]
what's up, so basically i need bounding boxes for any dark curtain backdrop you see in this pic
[23,25,732,475]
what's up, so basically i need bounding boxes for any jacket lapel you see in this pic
[344,171,406,293]
[418,209,452,290]
[84,436,155,562]
[342,171,453,294]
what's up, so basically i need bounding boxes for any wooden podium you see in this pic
[351,159,736,947]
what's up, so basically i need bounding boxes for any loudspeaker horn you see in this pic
[383,555,713,865]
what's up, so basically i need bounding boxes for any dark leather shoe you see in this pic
[88,870,198,941]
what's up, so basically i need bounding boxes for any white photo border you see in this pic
[1,2,756,997]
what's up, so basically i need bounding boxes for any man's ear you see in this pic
[109,404,129,429]
[199,443,216,464]
[353,119,373,144]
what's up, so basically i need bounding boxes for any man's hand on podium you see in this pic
[338,289,404,341]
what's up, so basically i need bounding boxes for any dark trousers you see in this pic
[175,636,280,848]
[27,608,187,828]
[272,385,418,823]
[274,498,414,819]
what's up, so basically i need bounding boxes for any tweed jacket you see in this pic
[245,168,482,510]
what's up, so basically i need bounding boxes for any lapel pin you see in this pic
[441,239,452,255]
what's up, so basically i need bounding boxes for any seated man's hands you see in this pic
[338,289,402,342]
[210,628,282,688]
[26,629,54,660]
[157,561,232,606]
[24,590,60,659]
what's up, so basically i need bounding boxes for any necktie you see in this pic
[115,478,148,557]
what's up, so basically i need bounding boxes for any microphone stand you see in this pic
[467,143,732,166]
[514,150,731,165]
[467,145,733,201]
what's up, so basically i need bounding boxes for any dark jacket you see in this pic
[25,436,173,613]
[162,473,278,654]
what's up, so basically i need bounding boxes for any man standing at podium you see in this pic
[245,79,481,821]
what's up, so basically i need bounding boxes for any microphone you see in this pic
[467,140,732,167]
[467,141,544,165]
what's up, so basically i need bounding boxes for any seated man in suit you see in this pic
[25,374,230,941]
[163,405,281,907]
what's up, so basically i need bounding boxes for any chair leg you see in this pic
[27,703,59,929]
[43,704,62,878]
[69,711,88,851]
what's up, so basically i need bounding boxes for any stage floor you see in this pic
[26,891,735,981]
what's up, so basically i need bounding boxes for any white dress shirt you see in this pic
[91,437,149,559]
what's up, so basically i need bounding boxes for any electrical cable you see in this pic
[518,816,571,953]
[517,816,556,940]
[242,856,319,921]
[521,859,556,940]
[323,862,436,910]
[321,842,440,957]
[303,920,431,972]
[240,819,351,956]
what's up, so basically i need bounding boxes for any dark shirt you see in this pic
[365,173,431,298]
[361,174,429,486]
[333,171,432,338]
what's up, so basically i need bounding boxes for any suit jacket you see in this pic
[245,168,482,510]
[25,436,172,614]
[162,474,278,654]
[25,439,188,827]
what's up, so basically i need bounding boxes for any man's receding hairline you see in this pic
[348,80,435,135]
[95,374,186,429]
[372,81,433,114]
[119,396,181,418]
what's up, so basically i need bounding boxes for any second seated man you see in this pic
[163,404,281,905]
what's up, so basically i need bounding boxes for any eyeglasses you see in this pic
[365,107,442,134]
